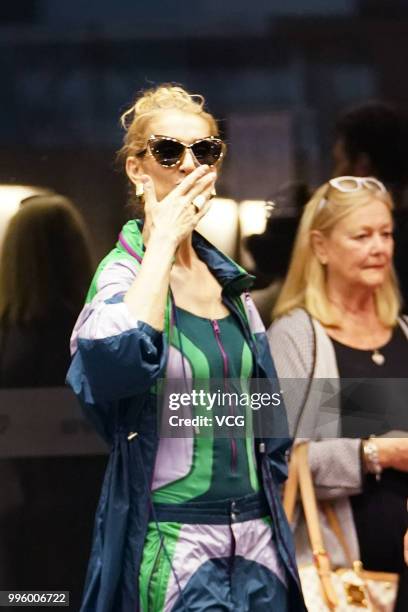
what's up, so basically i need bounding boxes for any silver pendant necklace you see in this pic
[371,348,385,366]
[328,297,387,366]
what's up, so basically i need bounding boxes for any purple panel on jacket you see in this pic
[152,345,194,490]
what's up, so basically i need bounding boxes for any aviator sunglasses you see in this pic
[139,135,226,167]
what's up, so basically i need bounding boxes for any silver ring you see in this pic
[192,194,207,212]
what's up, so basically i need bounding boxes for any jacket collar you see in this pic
[118,220,255,298]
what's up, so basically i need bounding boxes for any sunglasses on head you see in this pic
[317,176,387,212]
[329,176,386,193]
[139,135,225,167]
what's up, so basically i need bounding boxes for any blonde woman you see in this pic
[67,85,305,612]
[268,176,408,608]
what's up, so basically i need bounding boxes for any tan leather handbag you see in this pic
[284,443,399,611]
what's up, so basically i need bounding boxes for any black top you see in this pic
[332,324,408,575]
[331,324,408,379]
[332,325,408,437]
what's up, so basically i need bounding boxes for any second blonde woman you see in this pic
[269,176,408,610]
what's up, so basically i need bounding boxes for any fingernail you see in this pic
[141,176,150,185]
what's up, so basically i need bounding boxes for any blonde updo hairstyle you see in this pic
[117,84,219,213]
[273,181,400,327]
[118,84,219,163]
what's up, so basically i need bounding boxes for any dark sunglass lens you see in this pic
[192,140,223,165]
[151,140,185,166]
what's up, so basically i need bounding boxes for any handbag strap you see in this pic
[320,501,354,567]
[285,443,339,609]
[283,441,299,522]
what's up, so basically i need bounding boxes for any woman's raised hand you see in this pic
[141,166,216,247]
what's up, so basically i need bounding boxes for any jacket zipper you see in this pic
[211,319,237,472]
[222,296,269,460]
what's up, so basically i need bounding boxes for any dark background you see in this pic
[1,1,408,609]
[2,0,408,257]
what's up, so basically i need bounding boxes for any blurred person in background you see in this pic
[0,194,100,610]
[333,100,408,306]
[269,176,408,609]
[0,194,93,386]
[246,181,310,327]
[67,84,305,612]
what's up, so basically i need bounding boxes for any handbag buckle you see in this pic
[344,581,369,608]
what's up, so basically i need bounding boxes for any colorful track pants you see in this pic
[139,494,289,611]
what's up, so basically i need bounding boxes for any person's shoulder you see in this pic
[267,308,316,378]
[86,241,141,303]
[268,308,316,357]
[96,219,144,276]
[269,307,312,336]
[398,313,408,336]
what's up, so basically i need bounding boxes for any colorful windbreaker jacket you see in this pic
[67,220,305,612]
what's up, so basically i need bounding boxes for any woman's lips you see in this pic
[363,263,387,269]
